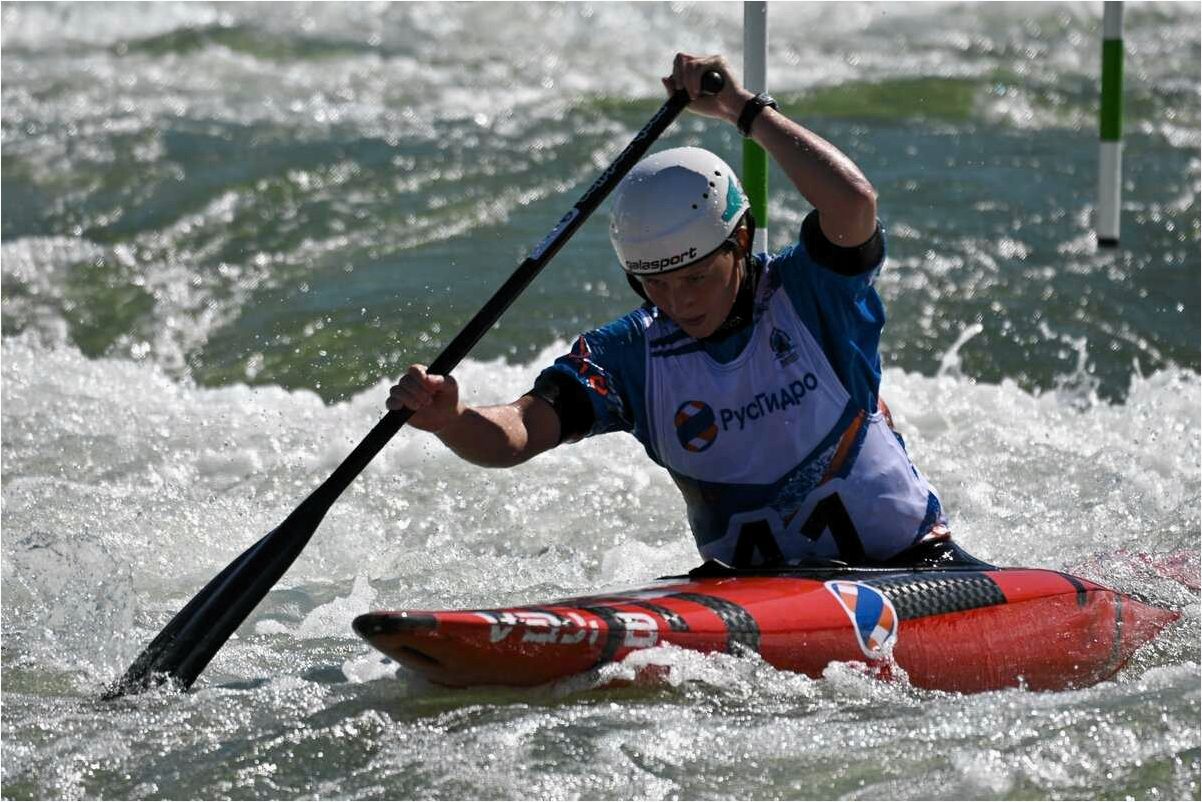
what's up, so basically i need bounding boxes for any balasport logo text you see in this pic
[719,373,819,431]
[626,246,698,273]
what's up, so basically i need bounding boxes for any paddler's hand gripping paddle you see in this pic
[105,71,726,698]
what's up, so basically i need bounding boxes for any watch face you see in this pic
[754,93,778,110]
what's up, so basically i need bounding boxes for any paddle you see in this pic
[104,71,725,699]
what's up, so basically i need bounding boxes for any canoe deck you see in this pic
[354,562,1179,693]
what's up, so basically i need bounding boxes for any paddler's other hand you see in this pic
[387,364,463,433]
[663,52,753,125]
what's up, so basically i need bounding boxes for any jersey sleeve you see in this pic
[533,309,650,438]
[773,209,888,411]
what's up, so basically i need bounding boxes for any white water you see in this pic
[3,331,1197,690]
[2,2,1198,798]
[3,345,1199,797]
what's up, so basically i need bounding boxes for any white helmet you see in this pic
[609,147,750,276]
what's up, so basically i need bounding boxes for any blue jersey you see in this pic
[538,219,945,565]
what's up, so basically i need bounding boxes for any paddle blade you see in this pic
[103,515,319,699]
[103,540,257,698]
[105,412,409,699]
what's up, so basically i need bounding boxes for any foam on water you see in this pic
[2,2,1198,798]
[3,333,1197,690]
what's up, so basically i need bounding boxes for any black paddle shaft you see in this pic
[106,72,725,698]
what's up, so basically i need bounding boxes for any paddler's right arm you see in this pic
[387,364,563,468]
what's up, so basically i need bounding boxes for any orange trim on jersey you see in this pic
[878,396,895,430]
[821,409,867,484]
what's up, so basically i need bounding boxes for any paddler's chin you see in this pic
[672,310,721,338]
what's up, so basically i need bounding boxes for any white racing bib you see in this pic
[645,287,940,565]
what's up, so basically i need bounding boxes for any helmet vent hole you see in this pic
[709,181,716,188]
[702,193,709,199]
[692,204,698,209]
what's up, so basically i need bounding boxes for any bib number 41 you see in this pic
[732,493,866,566]
[799,494,866,563]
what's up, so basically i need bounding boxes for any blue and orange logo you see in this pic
[675,400,719,453]
[824,580,898,658]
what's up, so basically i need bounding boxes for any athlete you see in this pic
[387,53,949,567]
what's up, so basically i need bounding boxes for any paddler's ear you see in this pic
[736,210,757,256]
[735,223,751,255]
[625,272,651,302]
[724,211,756,261]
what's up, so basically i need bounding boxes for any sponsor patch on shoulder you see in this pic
[824,580,898,658]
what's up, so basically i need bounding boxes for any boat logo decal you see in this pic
[824,581,898,659]
[473,609,658,648]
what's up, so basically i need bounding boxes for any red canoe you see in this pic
[353,560,1178,693]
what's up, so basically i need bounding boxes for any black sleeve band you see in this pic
[524,370,595,444]
[737,92,779,137]
[801,209,884,277]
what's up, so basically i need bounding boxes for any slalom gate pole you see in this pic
[1097,1,1124,248]
[743,1,769,252]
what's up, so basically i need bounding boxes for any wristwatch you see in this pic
[737,92,779,137]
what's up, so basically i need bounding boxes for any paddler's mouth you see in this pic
[675,313,711,336]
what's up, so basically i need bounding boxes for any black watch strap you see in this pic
[737,92,779,137]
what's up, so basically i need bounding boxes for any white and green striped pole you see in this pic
[743,0,769,253]
[1097,1,1124,247]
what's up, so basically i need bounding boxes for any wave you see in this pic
[1,332,1196,802]
[1,331,1197,691]
[116,22,386,61]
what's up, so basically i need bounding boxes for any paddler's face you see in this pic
[639,248,741,339]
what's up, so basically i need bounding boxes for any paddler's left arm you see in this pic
[666,53,878,249]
